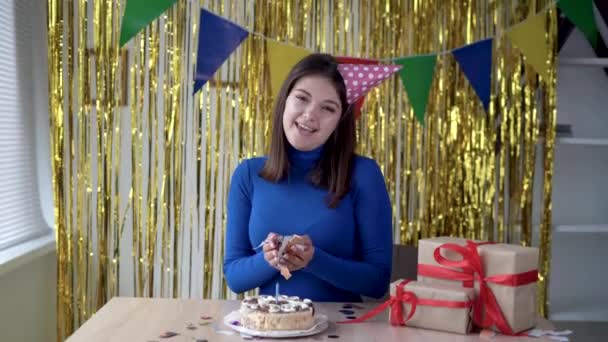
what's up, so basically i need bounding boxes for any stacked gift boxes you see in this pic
[388,236,539,335]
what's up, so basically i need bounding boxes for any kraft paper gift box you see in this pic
[417,236,539,334]
[388,279,475,335]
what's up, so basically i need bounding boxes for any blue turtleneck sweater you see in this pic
[223,146,392,302]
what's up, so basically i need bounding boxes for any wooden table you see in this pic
[66,298,556,341]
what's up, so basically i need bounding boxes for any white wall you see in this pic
[0,252,57,341]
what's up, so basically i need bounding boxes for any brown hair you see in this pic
[259,53,355,208]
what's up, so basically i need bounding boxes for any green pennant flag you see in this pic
[558,0,599,49]
[119,0,178,47]
[394,55,437,124]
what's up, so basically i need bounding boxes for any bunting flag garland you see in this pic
[267,41,311,98]
[118,0,601,124]
[193,9,249,93]
[507,12,551,81]
[394,55,437,124]
[558,0,599,49]
[119,0,178,47]
[452,38,494,111]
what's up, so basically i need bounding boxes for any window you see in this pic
[0,0,47,251]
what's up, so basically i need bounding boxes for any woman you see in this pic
[223,53,392,302]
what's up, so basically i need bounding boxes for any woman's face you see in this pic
[282,75,343,151]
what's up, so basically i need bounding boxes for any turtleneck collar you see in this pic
[288,144,324,170]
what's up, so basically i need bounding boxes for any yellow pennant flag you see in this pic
[507,10,551,81]
[267,40,310,97]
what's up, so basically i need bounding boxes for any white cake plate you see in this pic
[223,310,329,338]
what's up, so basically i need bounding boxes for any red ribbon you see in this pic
[417,240,539,335]
[337,280,473,325]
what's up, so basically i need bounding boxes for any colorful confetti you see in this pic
[339,310,355,315]
[328,334,340,339]
[230,320,241,326]
[200,316,213,320]
[344,303,365,309]
[186,323,197,330]
[346,316,357,320]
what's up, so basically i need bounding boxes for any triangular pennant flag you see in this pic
[337,64,402,105]
[394,55,437,124]
[558,0,599,49]
[119,0,178,47]
[507,12,550,81]
[452,38,493,111]
[193,9,249,94]
[267,41,311,97]
[336,57,379,119]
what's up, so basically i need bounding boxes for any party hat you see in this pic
[337,63,402,105]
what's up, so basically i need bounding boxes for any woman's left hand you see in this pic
[279,235,315,272]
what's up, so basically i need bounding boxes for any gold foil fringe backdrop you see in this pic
[47,0,556,339]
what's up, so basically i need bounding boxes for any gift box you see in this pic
[417,237,539,334]
[388,280,475,334]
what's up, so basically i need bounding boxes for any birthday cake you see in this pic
[239,295,315,331]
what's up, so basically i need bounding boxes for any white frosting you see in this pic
[300,303,309,310]
[281,304,295,313]
[268,304,281,313]
[248,304,258,310]
[288,296,300,301]
[303,298,312,304]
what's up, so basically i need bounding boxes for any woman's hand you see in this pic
[279,235,315,272]
[262,233,281,269]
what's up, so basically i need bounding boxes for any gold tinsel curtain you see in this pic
[47,0,556,340]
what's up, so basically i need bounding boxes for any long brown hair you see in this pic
[259,53,355,208]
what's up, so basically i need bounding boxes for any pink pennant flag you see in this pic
[337,63,402,104]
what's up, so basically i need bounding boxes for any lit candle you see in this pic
[275,282,279,302]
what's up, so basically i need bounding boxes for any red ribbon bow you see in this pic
[417,240,538,335]
[338,280,473,325]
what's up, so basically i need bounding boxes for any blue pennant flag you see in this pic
[194,9,249,94]
[452,38,493,111]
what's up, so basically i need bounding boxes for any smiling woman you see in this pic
[223,54,393,302]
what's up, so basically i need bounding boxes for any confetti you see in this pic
[186,323,197,330]
[346,316,357,320]
[159,331,178,338]
[195,339,208,342]
[342,303,365,310]
[200,316,213,320]
[339,310,354,315]
[230,320,241,326]
[328,334,340,339]
[198,321,211,326]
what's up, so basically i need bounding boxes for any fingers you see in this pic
[289,234,310,244]
[262,240,278,252]
[262,233,280,252]
[279,253,304,270]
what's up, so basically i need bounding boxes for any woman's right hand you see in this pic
[262,233,281,269]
